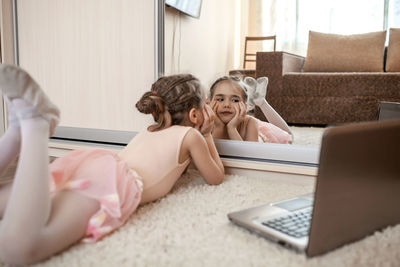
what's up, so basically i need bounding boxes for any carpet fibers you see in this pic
[290,126,325,146]
[2,169,396,267]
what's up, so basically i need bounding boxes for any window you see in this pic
[261,0,400,55]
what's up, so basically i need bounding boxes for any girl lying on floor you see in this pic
[0,65,224,265]
[209,76,292,144]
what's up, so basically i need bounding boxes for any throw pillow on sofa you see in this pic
[302,31,386,72]
[386,28,400,72]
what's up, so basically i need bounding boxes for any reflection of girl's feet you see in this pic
[244,77,268,109]
[0,98,21,180]
[244,76,293,138]
[0,64,60,136]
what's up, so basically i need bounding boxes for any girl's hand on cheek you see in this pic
[227,102,246,129]
[200,105,215,137]
[211,101,225,127]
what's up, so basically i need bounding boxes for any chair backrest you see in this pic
[243,35,276,69]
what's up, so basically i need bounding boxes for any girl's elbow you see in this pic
[210,172,224,185]
[215,178,224,185]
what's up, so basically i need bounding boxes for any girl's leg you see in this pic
[257,99,293,136]
[0,99,98,264]
[0,97,20,176]
[0,190,99,265]
[1,100,53,228]
[0,183,12,219]
[0,98,20,218]
[244,76,293,137]
[0,66,97,264]
[0,125,19,217]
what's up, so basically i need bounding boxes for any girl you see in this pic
[209,76,292,144]
[0,64,224,265]
[209,76,259,142]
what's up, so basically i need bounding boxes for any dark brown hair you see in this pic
[209,76,248,102]
[136,74,203,131]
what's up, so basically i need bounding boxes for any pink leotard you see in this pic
[118,125,192,204]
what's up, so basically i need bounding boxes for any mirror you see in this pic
[1,0,322,168]
[163,2,325,164]
[163,1,398,159]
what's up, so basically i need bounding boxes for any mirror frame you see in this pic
[51,127,320,168]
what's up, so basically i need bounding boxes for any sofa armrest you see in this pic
[256,51,304,93]
[256,52,304,78]
[253,52,305,121]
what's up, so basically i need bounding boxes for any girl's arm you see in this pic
[184,105,224,185]
[210,101,226,140]
[186,131,224,185]
[227,102,246,141]
[226,128,242,141]
[211,121,225,140]
[244,116,259,142]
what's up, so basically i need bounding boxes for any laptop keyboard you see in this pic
[261,209,312,238]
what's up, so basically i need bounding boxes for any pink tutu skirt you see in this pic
[256,118,292,144]
[49,148,143,242]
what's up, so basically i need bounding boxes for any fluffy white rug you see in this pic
[290,126,325,146]
[3,169,395,267]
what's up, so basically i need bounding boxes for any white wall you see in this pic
[164,0,240,89]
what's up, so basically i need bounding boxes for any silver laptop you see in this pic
[228,119,400,257]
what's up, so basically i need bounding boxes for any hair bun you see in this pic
[136,92,158,114]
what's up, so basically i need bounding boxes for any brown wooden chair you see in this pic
[243,35,276,69]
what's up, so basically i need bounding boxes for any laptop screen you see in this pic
[377,101,400,120]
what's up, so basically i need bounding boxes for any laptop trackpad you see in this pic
[271,198,313,212]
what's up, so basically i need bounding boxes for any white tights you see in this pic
[244,76,293,138]
[0,99,99,265]
[257,99,293,137]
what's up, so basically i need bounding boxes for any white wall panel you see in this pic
[17,0,154,132]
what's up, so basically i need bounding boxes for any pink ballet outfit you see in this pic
[49,125,192,242]
[49,149,143,243]
[118,125,192,204]
[255,118,292,144]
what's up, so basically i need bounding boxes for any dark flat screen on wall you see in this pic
[165,0,202,19]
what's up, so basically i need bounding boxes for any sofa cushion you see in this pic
[302,31,386,72]
[282,72,400,98]
[386,28,400,72]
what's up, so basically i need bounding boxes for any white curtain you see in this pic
[388,0,400,28]
[260,0,400,56]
